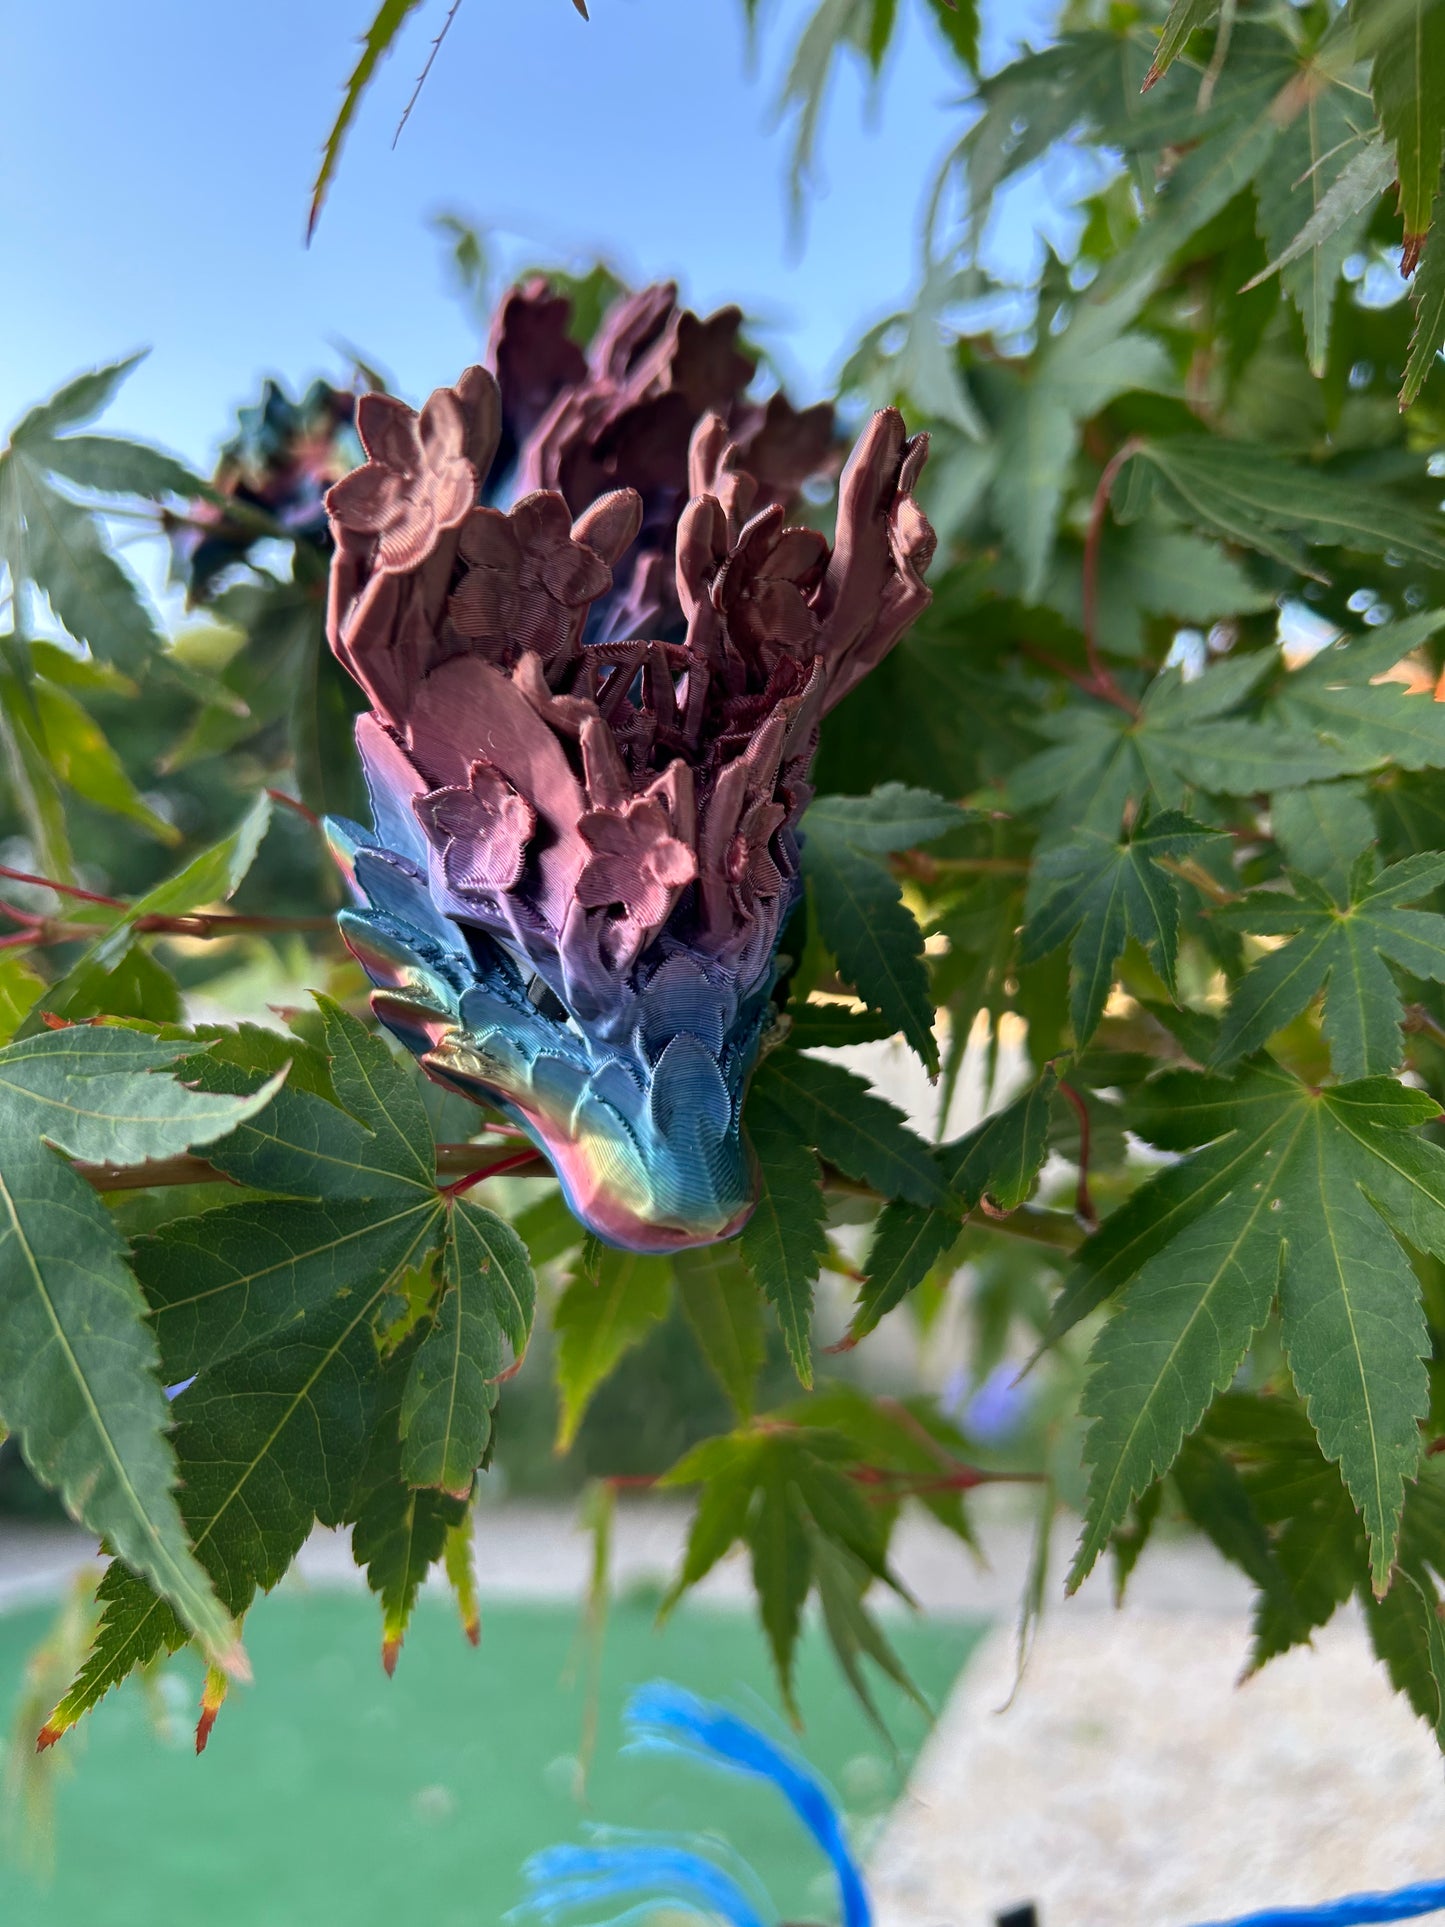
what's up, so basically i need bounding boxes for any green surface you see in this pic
[0,1586,983,1927]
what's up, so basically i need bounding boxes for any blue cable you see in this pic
[512,1674,1445,1927]
[1190,1880,1445,1927]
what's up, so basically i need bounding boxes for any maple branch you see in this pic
[824,1241,866,1284]
[603,1464,1042,1498]
[1057,1080,1098,1230]
[852,1464,1044,1495]
[0,863,125,908]
[1019,638,1108,700]
[874,1395,968,1471]
[1082,438,1145,716]
[0,895,47,928]
[1404,1004,1445,1052]
[0,856,336,947]
[74,1132,535,1195]
[394,0,466,148]
[1160,854,1239,905]
[76,1154,240,1193]
[130,911,337,938]
[266,787,322,830]
[4,910,340,952]
[432,1134,538,1175]
[892,851,1030,882]
[437,1147,550,1196]
[72,1133,1085,1254]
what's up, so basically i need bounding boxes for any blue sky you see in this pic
[1,0,1058,470]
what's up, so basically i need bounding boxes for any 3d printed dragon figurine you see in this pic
[322,281,936,1252]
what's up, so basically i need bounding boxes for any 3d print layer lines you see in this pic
[322,283,935,1249]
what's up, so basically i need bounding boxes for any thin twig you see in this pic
[131,911,338,938]
[0,896,46,928]
[603,1464,1043,1498]
[1019,638,1108,701]
[875,1396,966,1473]
[1082,439,1145,715]
[1057,1080,1098,1230]
[892,852,1030,882]
[1404,1004,1445,1054]
[1195,0,1236,112]
[75,1134,532,1195]
[73,1132,1085,1252]
[852,1466,1045,1496]
[3,910,341,951]
[393,0,466,148]
[0,864,124,909]
[76,1154,240,1193]
[437,1147,550,1196]
[1161,854,1239,905]
[433,1134,535,1175]
[266,788,322,830]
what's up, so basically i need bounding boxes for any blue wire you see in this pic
[1190,1879,1445,1926]
[624,1682,871,1927]
[511,1842,770,1927]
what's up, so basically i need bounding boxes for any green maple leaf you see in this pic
[923,0,978,68]
[399,1200,533,1496]
[1170,1434,1290,1616]
[952,34,1152,250]
[1360,1469,1445,1742]
[740,1087,827,1386]
[1008,653,1335,832]
[1,355,203,672]
[352,1344,469,1677]
[1086,47,1294,326]
[1266,619,1445,777]
[1012,620,1445,841]
[1214,851,1445,1078]
[552,1243,672,1450]
[792,1381,980,1550]
[987,312,1172,599]
[1200,1395,1371,1671]
[1022,811,1225,1044]
[674,1243,766,1421]
[752,1048,946,1208]
[1254,78,1378,373]
[783,1002,896,1050]
[854,1201,961,1340]
[662,1425,906,1723]
[1041,521,1272,660]
[50,1285,386,1742]
[48,999,536,1738]
[1403,183,1445,405]
[1271,781,1376,905]
[309,0,429,239]
[851,1067,1056,1337]
[29,675,179,846]
[0,1027,284,1695]
[19,793,273,1036]
[801,784,972,1072]
[1364,0,1445,270]
[1070,1063,1441,1593]
[1132,438,1445,577]
[1143,0,1219,89]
